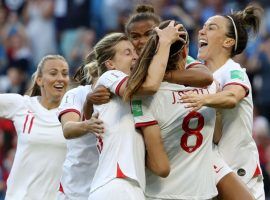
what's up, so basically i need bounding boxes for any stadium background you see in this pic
[0,0,269,198]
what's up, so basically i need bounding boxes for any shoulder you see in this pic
[99,70,127,79]
[96,70,128,90]
[66,85,92,96]
[223,59,244,71]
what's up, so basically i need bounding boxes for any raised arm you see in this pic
[165,63,213,87]
[119,21,186,98]
[138,22,186,94]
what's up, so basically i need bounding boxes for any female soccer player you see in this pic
[0,55,68,199]
[124,20,218,200]
[125,4,213,87]
[86,21,182,200]
[57,57,108,199]
[180,4,265,200]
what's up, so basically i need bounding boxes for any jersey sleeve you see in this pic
[95,70,128,96]
[0,93,24,119]
[222,67,250,96]
[57,87,85,121]
[131,96,158,128]
[185,56,202,69]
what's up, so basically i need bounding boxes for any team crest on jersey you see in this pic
[230,70,244,81]
[131,100,143,117]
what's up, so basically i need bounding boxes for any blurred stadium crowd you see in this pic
[0,0,270,198]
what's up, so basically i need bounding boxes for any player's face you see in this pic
[197,15,229,61]
[128,20,157,54]
[109,40,138,75]
[37,59,69,103]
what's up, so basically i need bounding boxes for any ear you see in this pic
[223,38,235,48]
[104,60,115,70]
[36,76,43,87]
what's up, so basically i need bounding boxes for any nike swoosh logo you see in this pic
[215,167,224,173]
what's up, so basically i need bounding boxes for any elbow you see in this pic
[141,84,159,95]
[226,96,238,108]
[200,74,213,87]
[157,166,170,178]
[227,100,237,108]
[204,74,214,86]
[155,163,170,178]
[63,130,72,139]
[62,125,74,139]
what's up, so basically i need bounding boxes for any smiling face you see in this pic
[107,40,138,75]
[198,15,234,61]
[128,19,157,54]
[36,58,69,104]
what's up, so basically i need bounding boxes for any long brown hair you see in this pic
[73,33,129,85]
[26,55,67,96]
[123,20,188,101]
[224,4,263,57]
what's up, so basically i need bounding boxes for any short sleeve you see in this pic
[131,96,158,128]
[185,56,202,69]
[95,70,128,96]
[58,87,86,120]
[222,68,250,96]
[0,93,24,119]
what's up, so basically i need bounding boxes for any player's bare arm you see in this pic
[83,85,111,120]
[141,125,170,178]
[165,63,213,87]
[61,112,104,139]
[181,84,246,111]
[118,21,184,97]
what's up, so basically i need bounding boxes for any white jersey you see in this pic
[0,94,66,200]
[57,85,99,200]
[131,82,218,199]
[90,70,145,193]
[214,58,261,183]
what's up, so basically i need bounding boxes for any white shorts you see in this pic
[212,145,232,184]
[88,178,145,200]
[247,175,265,200]
[56,186,89,200]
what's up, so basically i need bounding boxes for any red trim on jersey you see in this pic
[59,183,65,193]
[186,62,202,69]
[116,163,127,178]
[58,109,81,122]
[115,76,128,96]
[28,116,35,134]
[135,120,158,128]
[252,164,262,178]
[23,115,29,133]
[223,82,249,97]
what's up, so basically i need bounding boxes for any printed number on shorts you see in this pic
[23,113,35,134]
[180,111,204,153]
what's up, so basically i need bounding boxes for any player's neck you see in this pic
[38,96,60,110]
[205,56,229,73]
